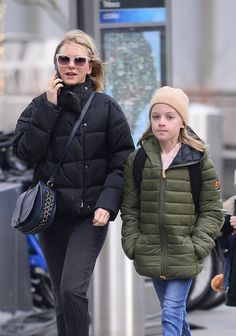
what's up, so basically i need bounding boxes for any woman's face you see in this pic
[56,42,92,85]
[150,103,184,145]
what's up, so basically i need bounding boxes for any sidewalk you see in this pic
[189,304,236,335]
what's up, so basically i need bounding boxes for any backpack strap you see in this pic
[188,161,202,213]
[133,146,202,212]
[133,146,147,193]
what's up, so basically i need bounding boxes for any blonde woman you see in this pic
[13,30,134,336]
[121,86,223,336]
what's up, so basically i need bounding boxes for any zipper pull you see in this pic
[81,200,84,208]
[162,170,166,178]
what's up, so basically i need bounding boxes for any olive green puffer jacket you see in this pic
[121,136,224,279]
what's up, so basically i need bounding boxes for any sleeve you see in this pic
[120,153,141,260]
[94,99,134,221]
[191,153,224,260]
[13,95,62,163]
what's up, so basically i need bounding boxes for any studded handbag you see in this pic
[11,92,95,234]
[11,180,56,234]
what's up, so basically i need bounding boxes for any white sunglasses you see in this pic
[56,54,90,68]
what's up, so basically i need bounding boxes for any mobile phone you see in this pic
[56,71,61,79]
[54,63,61,78]
[54,64,61,79]
[54,64,64,92]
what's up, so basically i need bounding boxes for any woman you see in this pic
[121,86,223,335]
[13,30,134,336]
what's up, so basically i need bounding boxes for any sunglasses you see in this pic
[56,54,90,68]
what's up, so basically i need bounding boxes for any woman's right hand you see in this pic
[46,72,64,105]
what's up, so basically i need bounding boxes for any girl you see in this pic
[121,86,223,335]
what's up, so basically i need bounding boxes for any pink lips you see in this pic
[66,72,77,76]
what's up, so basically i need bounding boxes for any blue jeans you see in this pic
[152,278,192,336]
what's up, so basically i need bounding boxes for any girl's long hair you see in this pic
[54,30,104,92]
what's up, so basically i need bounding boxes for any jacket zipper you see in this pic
[80,117,85,209]
[159,161,201,277]
[159,169,167,278]
[79,86,90,209]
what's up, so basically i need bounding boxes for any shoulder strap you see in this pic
[133,146,202,212]
[133,146,147,193]
[188,161,202,213]
[48,92,96,186]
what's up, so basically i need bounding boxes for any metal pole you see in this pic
[92,214,145,336]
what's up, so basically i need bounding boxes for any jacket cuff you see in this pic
[95,188,122,221]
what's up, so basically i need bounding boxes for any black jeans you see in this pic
[39,214,108,336]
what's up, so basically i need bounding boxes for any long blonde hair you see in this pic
[54,30,104,92]
[138,110,207,152]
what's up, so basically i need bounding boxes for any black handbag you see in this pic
[11,180,56,234]
[11,92,95,234]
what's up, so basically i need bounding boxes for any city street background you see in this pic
[190,304,236,336]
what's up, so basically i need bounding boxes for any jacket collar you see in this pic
[142,136,161,166]
[142,135,203,168]
[172,143,203,166]
[58,80,93,114]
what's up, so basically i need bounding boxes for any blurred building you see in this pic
[170,0,236,198]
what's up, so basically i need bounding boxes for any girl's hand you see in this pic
[46,72,64,105]
[230,215,236,229]
[93,208,110,226]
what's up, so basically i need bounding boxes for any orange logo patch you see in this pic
[214,179,221,189]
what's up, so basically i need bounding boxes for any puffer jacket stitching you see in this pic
[13,82,134,219]
[121,136,223,279]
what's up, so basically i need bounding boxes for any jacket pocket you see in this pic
[122,236,139,260]
[193,237,215,261]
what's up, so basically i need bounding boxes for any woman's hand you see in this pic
[46,72,64,105]
[93,208,110,226]
[230,215,236,229]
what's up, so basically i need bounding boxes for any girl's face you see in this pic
[150,103,184,145]
[56,42,92,85]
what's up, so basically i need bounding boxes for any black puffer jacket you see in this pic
[13,80,134,220]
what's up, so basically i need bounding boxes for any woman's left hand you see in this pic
[230,215,236,229]
[93,208,110,226]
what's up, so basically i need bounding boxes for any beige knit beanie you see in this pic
[149,86,189,124]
